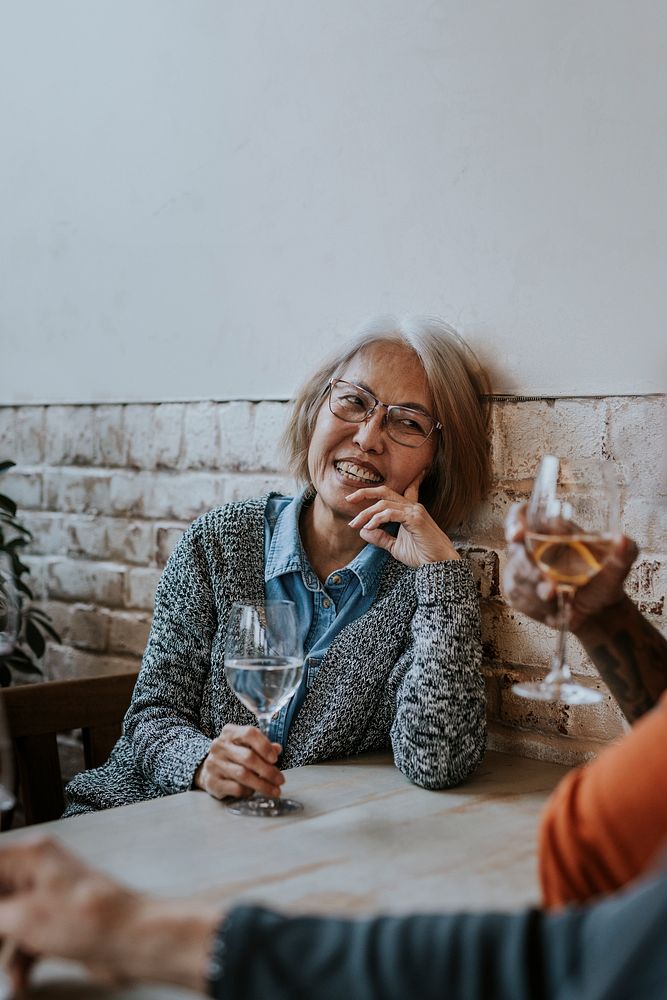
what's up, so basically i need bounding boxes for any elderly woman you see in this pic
[65,315,491,815]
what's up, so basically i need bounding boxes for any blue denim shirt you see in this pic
[263,491,388,746]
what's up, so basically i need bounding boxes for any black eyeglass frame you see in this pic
[327,378,442,449]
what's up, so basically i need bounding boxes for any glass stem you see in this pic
[548,587,573,684]
[255,716,274,801]
[256,716,271,739]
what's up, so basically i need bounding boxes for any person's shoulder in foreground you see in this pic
[540,691,667,907]
[213,864,667,1000]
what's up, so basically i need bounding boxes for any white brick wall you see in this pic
[2,395,665,766]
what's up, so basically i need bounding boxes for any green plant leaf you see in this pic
[0,516,31,538]
[25,620,46,658]
[25,606,49,620]
[38,619,61,643]
[0,494,17,516]
[2,650,43,676]
[0,459,56,685]
[5,537,28,551]
[25,608,61,644]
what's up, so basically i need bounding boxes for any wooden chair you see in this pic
[1,671,138,827]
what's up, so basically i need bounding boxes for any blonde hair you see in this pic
[282,315,492,530]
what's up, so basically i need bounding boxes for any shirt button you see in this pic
[331,574,342,585]
[322,598,331,609]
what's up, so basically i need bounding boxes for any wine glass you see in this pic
[0,697,15,819]
[0,554,18,817]
[512,455,621,705]
[0,552,19,662]
[224,601,304,817]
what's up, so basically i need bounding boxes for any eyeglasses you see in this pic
[327,379,442,448]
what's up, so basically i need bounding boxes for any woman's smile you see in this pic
[333,459,384,486]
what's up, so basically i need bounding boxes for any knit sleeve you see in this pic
[122,520,218,794]
[539,693,667,908]
[211,906,543,1000]
[210,871,667,1000]
[385,559,486,789]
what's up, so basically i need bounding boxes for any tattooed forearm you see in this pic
[589,640,657,723]
[576,598,667,723]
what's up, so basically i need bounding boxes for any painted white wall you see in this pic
[1,1,665,404]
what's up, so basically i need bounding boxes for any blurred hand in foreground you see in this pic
[0,838,220,995]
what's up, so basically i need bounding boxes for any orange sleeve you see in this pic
[539,693,667,908]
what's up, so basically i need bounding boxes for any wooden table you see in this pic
[1,750,568,999]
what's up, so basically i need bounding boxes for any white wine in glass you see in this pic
[224,601,304,817]
[524,532,617,590]
[512,455,621,705]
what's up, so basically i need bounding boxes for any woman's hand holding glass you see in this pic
[346,471,460,567]
[193,724,284,801]
[222,601,304,817]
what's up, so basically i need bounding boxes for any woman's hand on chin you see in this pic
[193,723,284,800]
[346,472,459,568]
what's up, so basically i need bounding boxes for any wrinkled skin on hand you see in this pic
[0,838,142,992]
[0,838,221,995]
[346,471,459,567]
[193,722,284,800]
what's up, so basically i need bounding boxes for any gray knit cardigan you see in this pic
[64,495,486,815]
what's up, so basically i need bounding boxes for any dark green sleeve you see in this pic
[209,870,667,1000]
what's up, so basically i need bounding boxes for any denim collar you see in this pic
[264,489,388,597]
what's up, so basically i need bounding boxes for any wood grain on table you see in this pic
[2,750,569,999]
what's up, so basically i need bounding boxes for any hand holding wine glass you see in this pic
[504,505,637,633]
[511,456,622,705]
[223,601,304,817]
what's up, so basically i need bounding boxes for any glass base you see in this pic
[0,786,15,812]
[226,795,303,818]
[512,680,603,705]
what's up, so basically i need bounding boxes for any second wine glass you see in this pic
[512,455,620,705]
[0,552,18,663]
[224,601,304,817]
[0,554,18,819]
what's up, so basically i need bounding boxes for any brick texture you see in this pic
[1,395,665,767]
